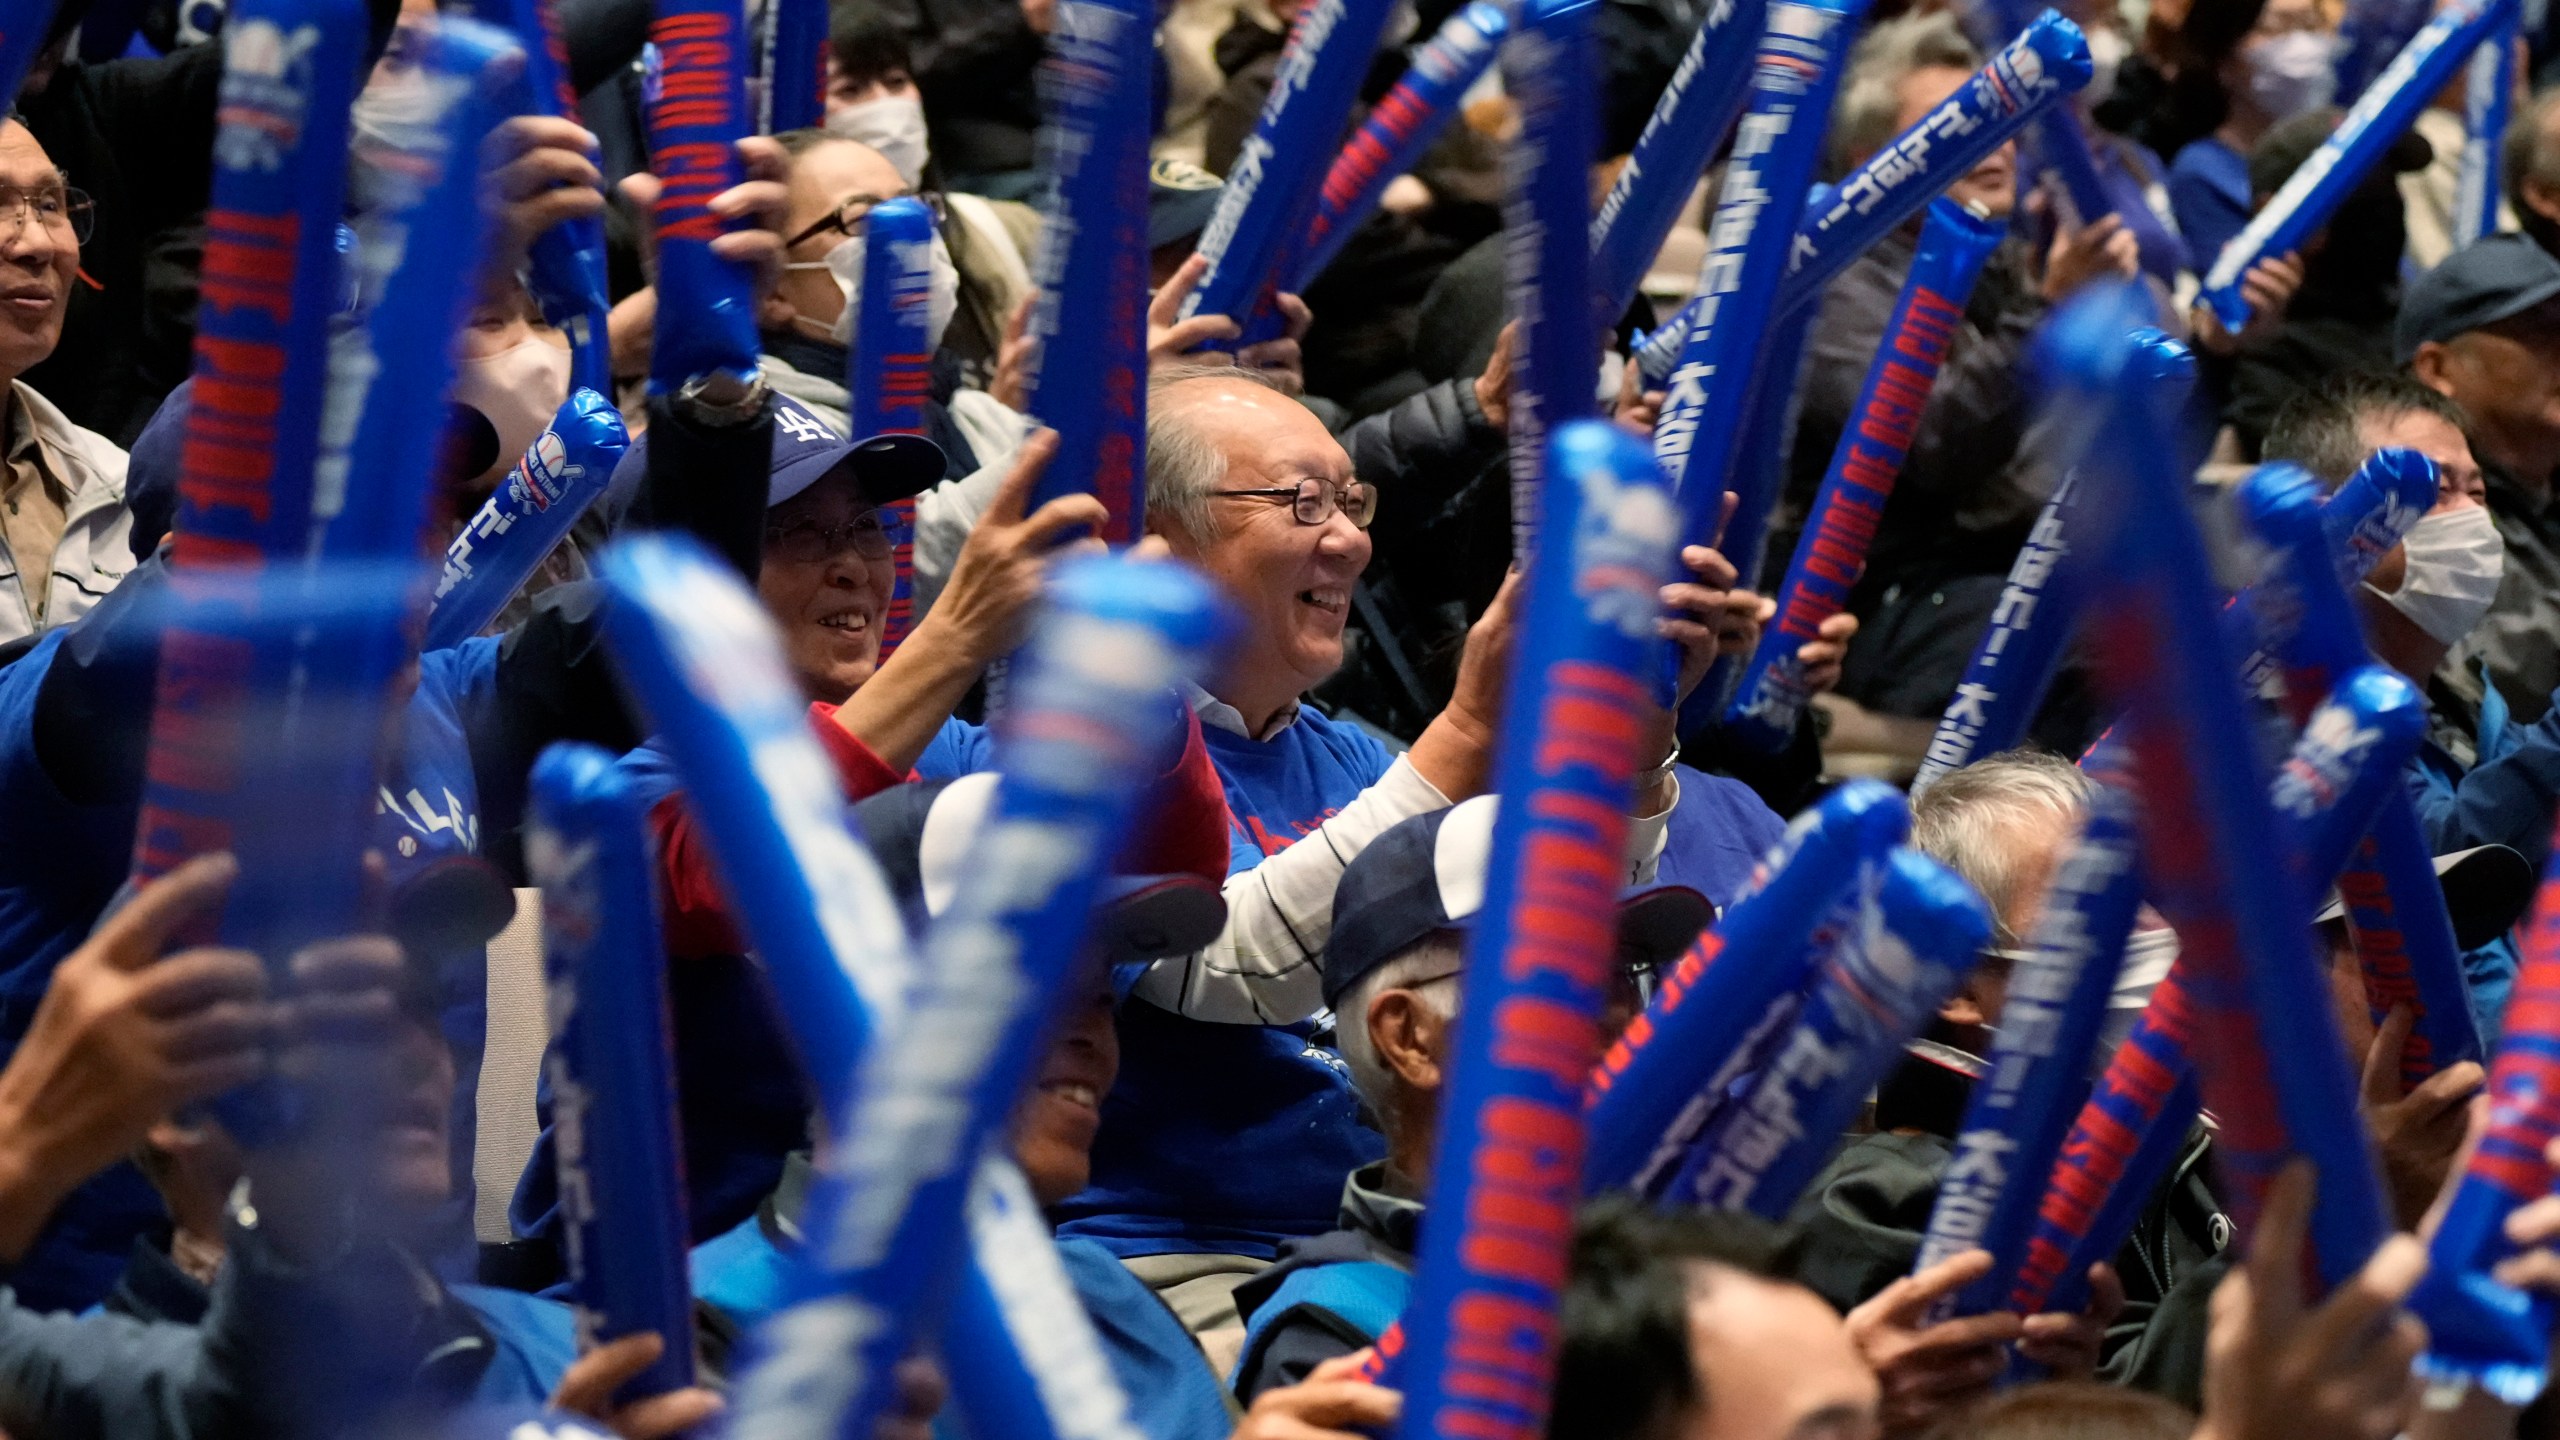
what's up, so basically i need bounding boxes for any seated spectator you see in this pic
[2401,234,2560,730]
[0,118,135,647]
[1226,794,1711,1397]
[2218,111,2430,458]
[2164,0,2332,274]
[1923,1381,2196,1439]
[879,0,1046,200]
[1776,12,2134,724]
[2505,86,2560,265]
[690,773,1285,1440]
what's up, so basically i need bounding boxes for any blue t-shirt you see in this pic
[1053,707,1390,1260]
[1653,764,1787,913]
[691,1212,1231,1440]
[2167,136,2252,279]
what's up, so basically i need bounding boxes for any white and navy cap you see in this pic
[1321,795,1712,1010]
[612,392,948,513]
[849,773,1226,962]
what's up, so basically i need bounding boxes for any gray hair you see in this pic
[1335,932,1464,1135]
[1829,13,1982,177]
[1143,362,1286,548]
[2505,88,2560,254]
[1909,749,2092,946]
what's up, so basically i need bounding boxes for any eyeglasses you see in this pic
[0,185,92,246]
[783,189,948,250]
[764,509,901,563]
[1211,476,1378,529]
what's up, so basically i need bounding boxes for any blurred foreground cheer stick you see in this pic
[1020,0,1153,544]
[0,0,61,119]
[756,0,825,132]
[1722,198,2003,752]
[2201,0,2519,332]
[1286,1,1511,295]
[2052,282,2391,1292]
[1583,779,1908,1197]
[426,390,629,650]
[771,556,1231,1440]
[847,197,936,655]
[1394,422,1681,1439]
[527,743,696,1403]
[2411,831,2560,1403]
[1184,0,1398,343]
[2455,14,2516,247]
[594,534,1144,1440]
[1662,848,1991,1215]
[1498,0,1601,561]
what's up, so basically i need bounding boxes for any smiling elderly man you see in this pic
[1054,362,1739,1364]
[0,119,130,645]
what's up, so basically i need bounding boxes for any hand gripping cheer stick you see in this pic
[1183,0,1398,344]
[594,535,1136,1440]
[1497,0,1601,562]
[2201,0,2520,332]
[1394,422,1683,1440]
[771,556,1232,1440]
[426,390,630,651]
[2053,283,2392,1293]
[847,197,937,655]
[1723,198,2004,753]
[643,0,764,393]
[1020,0,1154,545]
[1286,0,1512,295]
[527,743,696,1404]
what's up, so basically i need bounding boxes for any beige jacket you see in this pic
[0,381,132,646]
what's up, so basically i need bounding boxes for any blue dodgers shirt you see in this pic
[1653,763,1787,913]
[1052,706,1389,1261]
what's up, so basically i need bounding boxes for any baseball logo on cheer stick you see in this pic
[1020,0,1152,545]
[594,536,1129,1440]
[527,743,697,1405]
[1392,421,1680,1440]
[1586,0,1766,322]
[642,0,763,392]
[1497,0,1600,562]
[1952,0,2113,224]
[761,556,1232,1440]
[2238,464,2486,1082]
[1285,0,1510,296]
[1664,848,1992,1216]
[755,0,825,132]
[1183,0,1398,344]
[1633,11,2091,387]
[2201,0,2519,332]
[449,0,614,395]
[847,196,936,655]
[2057,282,2391,1292]
[427,390,631,651]
[1583,778,1908,1197]
[1724,197,2003,753]
[2408,822,2560,1403]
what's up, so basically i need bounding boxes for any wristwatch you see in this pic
[669,367,771,427]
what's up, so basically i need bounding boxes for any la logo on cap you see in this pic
[774,403,835,447]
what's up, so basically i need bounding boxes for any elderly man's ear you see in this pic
[1367,990,1449,1092]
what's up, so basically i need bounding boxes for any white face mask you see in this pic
[786,229,960,350]
[824,95,931,189]
[2244,30,2337,121]
[2363,504,2506,646]
[2084,25,2129,105]
[450,337,571,487]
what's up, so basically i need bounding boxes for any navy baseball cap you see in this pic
[2395,232,2560,363]
[1149,157,1225,251]
[612,392,947,513]
[850,774,1226,963]
[1321,795,1713,1011]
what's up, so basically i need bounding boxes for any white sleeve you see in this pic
[1132,766,1682,1024]
[909,393,1029,615]
[1131,755,1450,1026]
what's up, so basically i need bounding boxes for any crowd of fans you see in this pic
[0,0,2558,1434]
